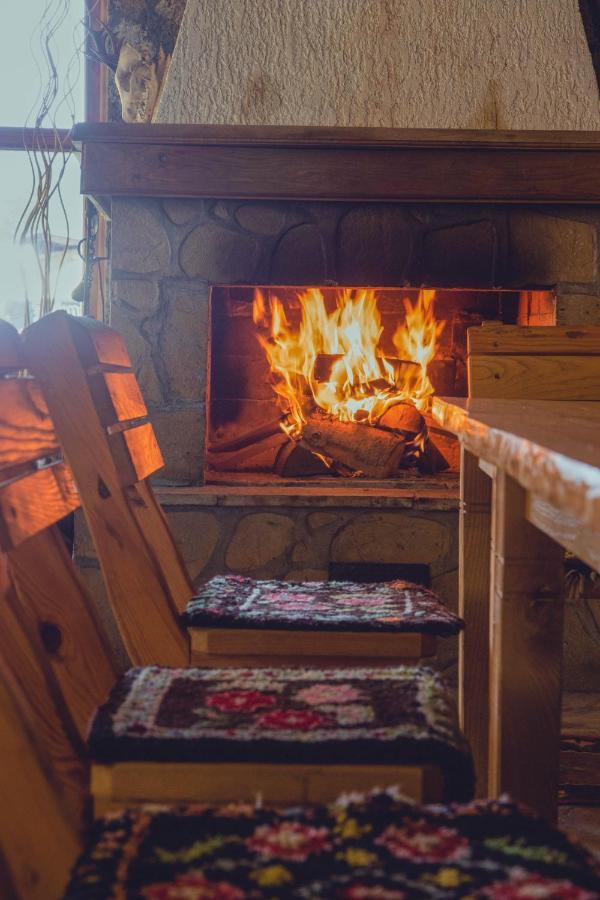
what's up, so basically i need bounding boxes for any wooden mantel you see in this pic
[71,123,600,204]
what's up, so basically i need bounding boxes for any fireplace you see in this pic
[71,124,598,687]
[207,285,531,484]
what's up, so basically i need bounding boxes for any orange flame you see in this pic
[253,287,444,437]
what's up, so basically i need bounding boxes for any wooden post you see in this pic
[459,446,492,797]
[489,470,565,820]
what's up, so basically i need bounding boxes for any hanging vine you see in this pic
[15,0,83,322]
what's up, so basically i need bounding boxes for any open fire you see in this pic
[251,287,447,478]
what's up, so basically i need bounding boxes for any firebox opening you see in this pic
[206,285,555,485]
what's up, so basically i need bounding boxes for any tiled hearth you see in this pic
[73,125,600,685]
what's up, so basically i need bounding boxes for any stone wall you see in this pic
[156,0,600,130]
[80,194,600,688]
[109,197,599,483]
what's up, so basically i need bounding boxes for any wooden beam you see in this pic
[69,123,600,203]
[0,127,73,153]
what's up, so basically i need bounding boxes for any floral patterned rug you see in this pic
[88,666,473,801]
[182,576,463,637]
[65,790,600,898]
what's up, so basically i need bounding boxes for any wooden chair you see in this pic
[1,625,594,900]
[21,311,462,668]
[0,320,472,817]
[461,323,600,806]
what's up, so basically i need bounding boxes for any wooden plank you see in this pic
[92,761,441,808]
[469,355,600,400]
[23,312,190,667]
[79,142,600,203]
[488,470,565,820]
[70,122,600,150]
[431,398,600,531]
[0,463,79,551]
[0,656,80,900]
[109,422,164,485]
[191,627,435,659]
[0,555,88,837]
[459,447,492,798]
[8,526,117,739]
[527,495,600,574]
[469,325,600,356]
[0,125,72,152]
[0,380,58,469]
[0,320,23,373]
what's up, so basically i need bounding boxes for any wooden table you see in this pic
[431,397,600,820]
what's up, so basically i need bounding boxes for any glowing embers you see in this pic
[251,287,444,476]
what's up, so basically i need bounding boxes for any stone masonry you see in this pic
[83,196,600,688]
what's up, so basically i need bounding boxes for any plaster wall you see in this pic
[156,0,600,130]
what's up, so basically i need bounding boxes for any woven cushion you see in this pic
[182,575,463,636]
[65,791,599,899]
[88,666,474,801]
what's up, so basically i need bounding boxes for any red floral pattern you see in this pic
[338,887,407,899]
[247,821,331,860]
[482,868,596,899]
[376,820,470,863]
[205,690,277,713]
[141,870,245,899]
[66,794,600,899]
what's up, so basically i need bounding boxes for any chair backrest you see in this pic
[0,321,119,894]
[468,324,600,399]
[23,312,192,667]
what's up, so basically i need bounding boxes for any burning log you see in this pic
[313,353,419,384]
[300,410,406,478]
[378,402,425,437]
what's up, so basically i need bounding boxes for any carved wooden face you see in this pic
[115,42,159,123]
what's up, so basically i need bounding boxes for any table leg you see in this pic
[489,470,565,821]
[459,447,492,797]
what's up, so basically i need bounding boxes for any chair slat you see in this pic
[67,315,132,369]
[469,324,600,356]
[109,421,164,486]
[0,380,58,469]
[0,462,79,551]
[468,325,600,400]
[90,370,148,424]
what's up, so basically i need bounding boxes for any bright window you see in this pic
[0,2,86,327]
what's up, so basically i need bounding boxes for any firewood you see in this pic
[274,441,331,477]
[300,410,406,478]
[313,353,419,384]
[378,402,425,437]
[207,431,288,472]
[417,413,460,474]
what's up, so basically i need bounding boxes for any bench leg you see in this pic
[489,470,565,821]
[459,447,492,796]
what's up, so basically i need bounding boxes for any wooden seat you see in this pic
[460,323,600,808]
[21,310,461,668]
[0,319,471,817]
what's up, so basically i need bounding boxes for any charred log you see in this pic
[300,410,406,478]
